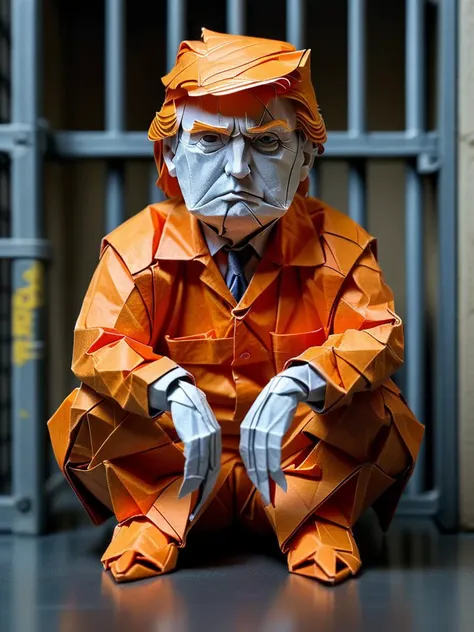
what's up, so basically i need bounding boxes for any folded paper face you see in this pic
[162,95,314,245]
[148,28,327,203]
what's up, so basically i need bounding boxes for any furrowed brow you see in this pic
[183,120,232,136]
[246,119,293,134]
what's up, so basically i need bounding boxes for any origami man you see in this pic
[48,29,424,585]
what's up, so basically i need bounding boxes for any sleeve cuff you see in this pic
[279,363,326,412]
[148,366,194,415]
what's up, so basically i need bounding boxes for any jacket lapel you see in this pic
[153,195,326,310]
[197,252,236,306]
[154,200,235,305]
[235,195,326,311]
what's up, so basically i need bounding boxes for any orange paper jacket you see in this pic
[49,194,423,542]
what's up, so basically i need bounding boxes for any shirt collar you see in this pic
[199,221,275,258]
[154,195,325,268]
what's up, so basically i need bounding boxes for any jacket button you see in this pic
[240,352,251,360]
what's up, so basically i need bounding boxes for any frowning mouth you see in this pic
[220,192,263,202]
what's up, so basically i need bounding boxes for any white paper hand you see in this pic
[149,372,222,521]
[167,381,222,520]
[239,365,326,506]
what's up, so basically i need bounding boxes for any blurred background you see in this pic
[0,0,471,537]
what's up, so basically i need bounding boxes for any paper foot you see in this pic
[101,517,178,583]
[287,518,362,585]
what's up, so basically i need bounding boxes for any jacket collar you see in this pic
[200,219,274,258]
[154,195,325,268]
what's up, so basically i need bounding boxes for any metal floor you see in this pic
[1,515,473,632]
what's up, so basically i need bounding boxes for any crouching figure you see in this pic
[49,29,424,584]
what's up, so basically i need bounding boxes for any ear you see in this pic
[163,135,178,178]
[299,137,316,182]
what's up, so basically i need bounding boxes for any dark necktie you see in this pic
[225,245,253,302]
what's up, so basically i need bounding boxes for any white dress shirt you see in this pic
[200,220,276,282]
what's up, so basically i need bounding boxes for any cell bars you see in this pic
[0,0,10,501]
[56,0,456,526]
[0,0,48,534]
[0,0,457,533]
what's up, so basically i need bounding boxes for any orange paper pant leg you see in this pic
[48,386,253,582]
[49,385,199,582]
[48,384,191,530]
[260,382,423,582]
[48,380,423,584]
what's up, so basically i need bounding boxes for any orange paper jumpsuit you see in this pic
[48,193,424,583]
[49,29,423,584]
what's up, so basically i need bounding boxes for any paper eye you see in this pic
[198,133,225,152]
[252,133,280,153]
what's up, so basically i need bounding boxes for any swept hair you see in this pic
[148,28,327,198]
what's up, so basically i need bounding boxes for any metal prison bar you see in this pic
[0,0,10,501]
[0,0,458,533]
[0,0,49,534]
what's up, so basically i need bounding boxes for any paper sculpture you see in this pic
[48,29,424,584]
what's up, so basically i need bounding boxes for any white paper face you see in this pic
[164,96,314,245]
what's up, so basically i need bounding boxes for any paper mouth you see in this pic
[220,192,263,202]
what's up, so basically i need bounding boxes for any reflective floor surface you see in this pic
[1,516,473,632]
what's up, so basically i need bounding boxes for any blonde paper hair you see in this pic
[148,28,327,198]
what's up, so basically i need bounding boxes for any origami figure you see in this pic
[48,29,424,585]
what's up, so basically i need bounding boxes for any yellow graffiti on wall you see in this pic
[12,262,44,367]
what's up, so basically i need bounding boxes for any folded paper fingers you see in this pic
[165,379,222,519]
[239,376,304,506]
[239,366,326,506]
